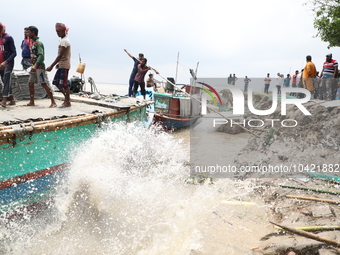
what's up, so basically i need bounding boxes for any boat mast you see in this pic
[189,62,199,94]
[175,52,179,85]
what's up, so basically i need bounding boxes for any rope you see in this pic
[11,123,29,147]
[95,112,107,128]
[29,121,36,140]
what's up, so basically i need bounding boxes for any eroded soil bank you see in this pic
[217,91,340,254]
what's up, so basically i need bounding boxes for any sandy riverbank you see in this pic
[187,91,340,254]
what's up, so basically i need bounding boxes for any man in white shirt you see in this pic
[46,23,71,107]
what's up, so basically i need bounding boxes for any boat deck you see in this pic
[0,92,150,126]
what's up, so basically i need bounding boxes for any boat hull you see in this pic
[152,89,201,130]
[0,99,149,216]
[153,113,199,130]
[0,164,66,215]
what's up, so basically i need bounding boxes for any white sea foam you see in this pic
[0,123,264,254]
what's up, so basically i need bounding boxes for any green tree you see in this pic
[307,0,340,48]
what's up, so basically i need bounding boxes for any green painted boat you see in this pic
[0,93,151,216]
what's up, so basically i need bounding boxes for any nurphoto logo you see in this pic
[201,85,312,116]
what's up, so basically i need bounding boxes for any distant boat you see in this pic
[152,80,201,130]
[0,72,151,217]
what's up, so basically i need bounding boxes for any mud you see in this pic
[217,91,340,254]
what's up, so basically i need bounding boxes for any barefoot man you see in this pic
[0,22,17,107]
[46,23,71,108]
[25,26,56,108]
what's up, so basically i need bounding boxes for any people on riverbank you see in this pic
[320,53,338,100]
[227,74,232,84]
[2,23,340,103]
[292,70,299,88]
[302,55,317,96]
[232,74,238,85]
[244,76,251,92]
[264,73,271,94]
[276,73,283,95]
[283,74,291,89]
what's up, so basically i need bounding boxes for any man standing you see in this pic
[21,27,32,70]
[227,74,232,84]
[289,70,299,97]
[302,55,317,94]
[276,73,283,95]
[46,23,71,108]
[25,26,56,108]
[132,58,158,99]
[0,22,16,107]
[284,74,291,88]
[124,49,144,96]
[292,70,299,88]
[264,73,271,94]
[244,76,251,92]
[320,53,338,100]
[232,74,238,85]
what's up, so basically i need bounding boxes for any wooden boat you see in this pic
[152,82,202,130]
[0,82,151,216]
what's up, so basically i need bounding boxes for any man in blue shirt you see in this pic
[124,49,144,96]
[21,27,32,70]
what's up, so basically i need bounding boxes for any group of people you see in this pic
[123,49,161,99]
[4,22,338,106]
[228,74,238,85]
[0,22,71,108]
[265,72,296,95]
[228,73,252,92]
[264,54,339,100]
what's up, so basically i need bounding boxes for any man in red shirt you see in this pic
[132,58,158,99]
[320,53,338,100]
[292,70,299,88]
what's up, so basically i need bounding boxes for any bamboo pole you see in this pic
[0,116,87,131]
[0,105,143,139]
[53,93,131,108]
[0,95,148,133]
[0,111,111,130]
[275,225,340,232]
[270,221,340,248]
[280,185,340,196]
[286,195,340,204]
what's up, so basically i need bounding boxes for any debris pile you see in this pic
[251,178,340,255]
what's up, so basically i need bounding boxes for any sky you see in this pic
[2,0,339,87]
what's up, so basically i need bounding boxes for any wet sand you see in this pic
[171,128,271,254]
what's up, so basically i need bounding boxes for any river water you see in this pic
[0,123,270,255]
[0,83,270,254]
